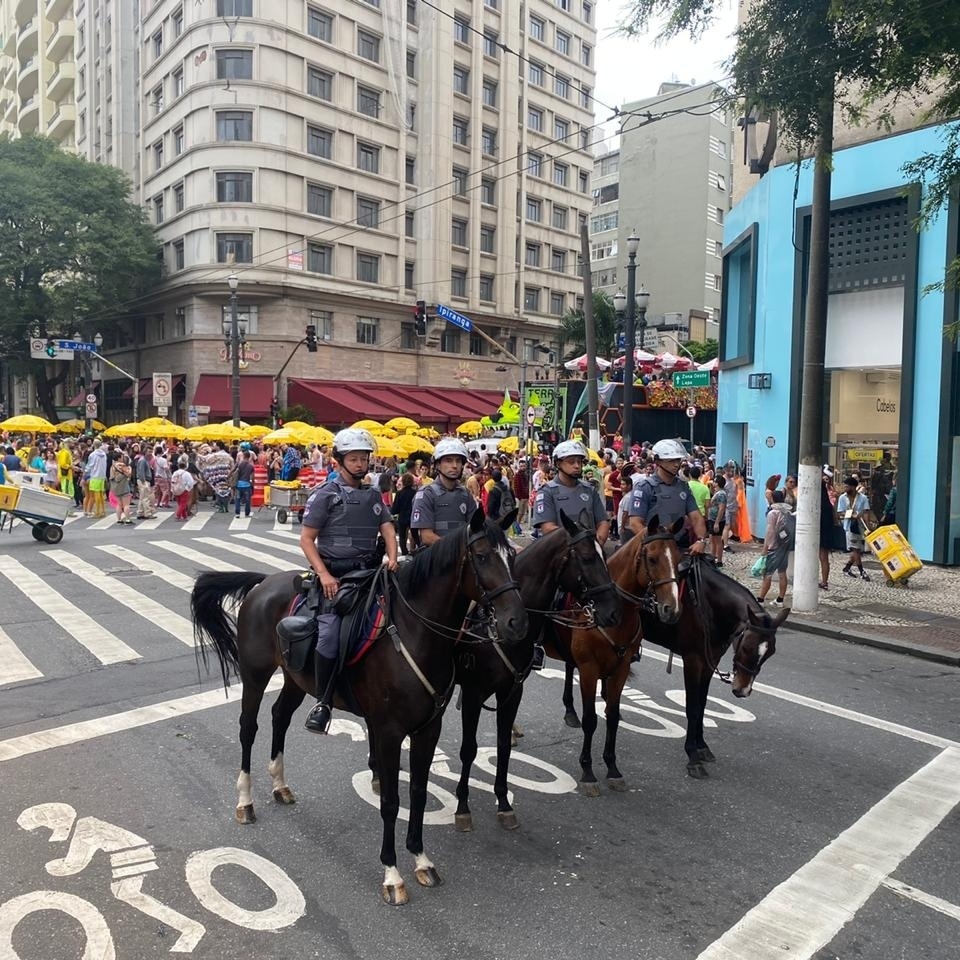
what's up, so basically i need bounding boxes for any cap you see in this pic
[822,465,834,478]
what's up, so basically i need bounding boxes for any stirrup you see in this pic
[304,702,332,734]
[530,645,545,671]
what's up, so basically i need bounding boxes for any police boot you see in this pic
[304,655,338,734]
[530,644,545,671]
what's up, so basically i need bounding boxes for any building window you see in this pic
[529,15,544,40]
[173,67,184,97]
[357,86,380,118]
[527,153,543,177]
[152,30,163,58]
[173,182,184,212]
[453,64,470,95]
[307,243,333,274]
[356,316,379,344]
[216,171,253,202]
[720,223,757,367]
[357,197,380,229]
[583,1,592,22]
[357,253,380,284]
[405,156,415,185]
[216,49,253,80]
[591,211,618,232]
[551,249,567,272]
[310,309,333,341]
[712,274,723,292]
[715,206,725,224]
[406,101,416,126]
[715,172,727,191]
[551,292,566,315]
[524,287,540,312]
[307,7,332,41]
[526,197,542,222]
[528,106,543,131]
[453,15,470,43]
[400,321,417,349]
[406,50,416,78]
[173,306,187,337]
[153,140,164,170]
[406,0,417,24]
[552,205,568,230]
[480,224,495,253]
[453,116,469,145]
[554,117,569,141]
[481,127,497,156]
[599,153,619,176]
[581,43,591,65]
[218,0,251,13]
[358,29,380,62]
[451,269,467,297]
[556,30,570,55]
[482,78,497,107]
[579,128,590,150]
[713,239,723,257]
[580,84,592,109]
[441,327,461,352]
[451,218,468,247]
[525,242,541,267]
[481,178,495,205]
[172,9,183,36]
[483,29,499,58]
[307,182,332,217]
[308,67,332,100]
[453,166,468,196]
[479,275,494,301]
[357,141,380,173]
[216,233,253,264]
[307,125,332,158]
[578,170,589,193]
[555,74,569,99]
[151,85,164,116]
[405,210,414,237]
[404,261,415,290]
[529,61,544,86]
[173,126,184,154]
[553,162,568,187]
[710,135,727,158]
[217,110,253,141]
[154,195,164,224]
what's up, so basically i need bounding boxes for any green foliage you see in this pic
[560,291,619,359]
[683,339,719,363]
[278,404,315,425]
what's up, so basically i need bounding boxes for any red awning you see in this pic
[287,379,510,429]
[193,374,274,419]
[121,375,185,399]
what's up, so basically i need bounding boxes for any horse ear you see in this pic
[647,513,660,535]
[671,516,685,536]
[746,605,760,625]
[773,607,790,626]
[560,509,579,535]
[498,508,518,531]
[470,506,486,532]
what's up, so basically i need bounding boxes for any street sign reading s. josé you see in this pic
[672,371,711,389]
[436,304,473,332]
[152,372,173,408]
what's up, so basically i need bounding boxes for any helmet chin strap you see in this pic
[336,456,369,481]
[657,461,680,479]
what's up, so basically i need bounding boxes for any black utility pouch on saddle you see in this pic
[277,574,328,673]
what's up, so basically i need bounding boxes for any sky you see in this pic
[592,0,740,144]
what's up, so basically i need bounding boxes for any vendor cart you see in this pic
[267,482,310,524]
[0,483,72,543]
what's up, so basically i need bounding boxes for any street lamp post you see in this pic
[659,332,698,450]
[616,233,640,456]
[226,274,241,427]
[93,332,103,427]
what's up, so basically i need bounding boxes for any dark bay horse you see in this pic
[548,517,684,795]
[452,509,623,832]
[191,508,527,905]
[563,553,789,778]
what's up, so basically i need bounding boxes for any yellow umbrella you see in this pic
[455,421,483,436]
[261,427,314,447]
[221,419,251,429]
[372,436,400,458]
[184,424,220,442]
[311,426,335,445]
[281,420,314,431]
[103,421,142,437]
[57,418,107,433]
[414,427,440,439]
[394,434,434,455]
[352,419,385,431]
[133,418,187,440]
[497,436,539,455]
[0,414,58,433]
[586,448,604,466]
[243,425,271,439]
[370,425,399,438]
[384,416,419,432]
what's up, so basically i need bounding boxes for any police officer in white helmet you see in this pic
[626,438,707,552]
[300,427,398,733]
[410,437,477,546]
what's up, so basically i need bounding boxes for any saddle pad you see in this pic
[286,591,384,666]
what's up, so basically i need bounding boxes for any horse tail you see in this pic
[192,571,268,690]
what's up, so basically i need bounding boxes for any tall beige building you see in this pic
[2,0,598,424]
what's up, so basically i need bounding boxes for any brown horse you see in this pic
[191,508,527,905]
[546,516,684,795]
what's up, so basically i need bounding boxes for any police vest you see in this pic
[544,479,600,530]
[633,475,692,527]
[312,480,383,560]
[427,481,473,533]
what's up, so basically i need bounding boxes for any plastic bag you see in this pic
[750,555,766,578]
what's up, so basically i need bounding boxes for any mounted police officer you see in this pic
[300,428,398,734]
[626,438,707,552]
[410,437,476,545]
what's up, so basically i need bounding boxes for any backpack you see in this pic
[498,480,517,518]
[777,510,796,549]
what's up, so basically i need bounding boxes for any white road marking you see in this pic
[228,515,251,531]
[0,677,283,763]
[88,515,120,531]
[0,625,43,686]
[181,511,212,531]
[879,877,960,922]
[233,532,305,557]
[0,891,115,960]
[41,550,195,647]
[132,511,173,531]
[150,540,243,572]
[269,527,301,541]
[0,556,140,666]
[697,747,960,960]
[195,537,301,571]
[94,544,196,592]
[272,514,294,533]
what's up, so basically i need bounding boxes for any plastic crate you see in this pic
[0,485,20,511]
[865,524,910,562]
[14,485,73,522]
[881,548,923,583]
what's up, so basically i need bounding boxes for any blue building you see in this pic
[718,124,959,565]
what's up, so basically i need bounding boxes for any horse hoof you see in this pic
[564,713,582,729]
[497,811,520,830]
[606,777,628,792]
[235,804,256,825]
[686,762,709,780]
[578,781,601,798]
[382,883,409,906]
[415,866,443,888]
[371,777,380,796]
[272,787,296,805]
[454,813,474,833]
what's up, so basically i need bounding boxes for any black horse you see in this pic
[563,553,788,778]
[452,509,623,832]
[191,508,527,905]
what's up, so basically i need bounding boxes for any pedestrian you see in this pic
[881,479,897,526]
[281,443,302,481]
[687,465,711,516]
[763,474,782,512]
[392,472,416,555]
[512,462,529,530]
[86,439,108,519]
[707,475,728,563]
[153,446,172,507]
[233,450,255,517]
[837,475,871,581]
[757,490,793,605]
[819,466,839,589]
[170,456,195,521]
[57,441,74,500]
[135,449,157,519]
[43,450,59,489]
[109,454,134,524]
[783,475,798,510]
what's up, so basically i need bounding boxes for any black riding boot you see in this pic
[530,644,545,671]
[304,655,338,733]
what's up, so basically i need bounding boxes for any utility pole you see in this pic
[580,224,600,450]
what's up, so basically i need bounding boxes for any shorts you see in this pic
[766,544,790,573]
[846,531,865,552]
[709,519,725,535]
[88,477,105,492]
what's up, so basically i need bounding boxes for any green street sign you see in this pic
[672,370,711,388]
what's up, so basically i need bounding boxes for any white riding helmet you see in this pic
[332,427,376,456]
[553,439,588,461]
[651,438,687,461]
[433,437,469,461]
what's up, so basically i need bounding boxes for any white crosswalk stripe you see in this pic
[194,537,301,571]
[132,511,175,530]
[233,532,305,557]
[42,550,196,646]
[150,540,244,572]
[182,512,212,531]
[0,555,141,665]
[95,544,196,592]
[228,515,251,531]
[88,514,119,530]
[0,625,42,686]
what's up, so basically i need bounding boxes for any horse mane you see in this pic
[695,556,767,639]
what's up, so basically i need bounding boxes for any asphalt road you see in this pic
[1,508,959,960]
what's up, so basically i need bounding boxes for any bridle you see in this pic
[728,620,778,679]
[616,529,682,614]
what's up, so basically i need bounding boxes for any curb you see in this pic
[788,616,960,667]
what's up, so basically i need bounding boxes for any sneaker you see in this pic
[755,596,766,605]
[860,571,871,581]
[774,597,785,606]
[843,567,857,578]
[723,546,733,553]
[819,582,829,590]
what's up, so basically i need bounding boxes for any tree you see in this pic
[0,135,162,421]
[560,290,619,359]
[278,404,315,426]
[683,339,718,363]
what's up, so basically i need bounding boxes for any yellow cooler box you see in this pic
[865,524,923,583]
[0,484,21,511]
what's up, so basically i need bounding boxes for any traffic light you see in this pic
[44,339,58,358]
[270,397,279,423]
[414,300,427,337]
[305,324,317,352]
